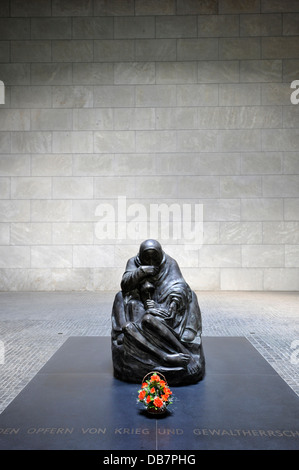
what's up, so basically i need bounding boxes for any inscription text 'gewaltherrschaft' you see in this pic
[1,427,298,439]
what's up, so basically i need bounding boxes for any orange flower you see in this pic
[153,397,163,408]
[150,374,160,382]
[138,373,173,411]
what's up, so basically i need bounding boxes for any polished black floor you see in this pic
[0,336,298,450]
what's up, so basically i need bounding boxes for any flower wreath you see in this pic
[138,372,173,412]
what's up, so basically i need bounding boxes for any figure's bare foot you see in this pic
[187,356,199,374]
[162,352,190,367]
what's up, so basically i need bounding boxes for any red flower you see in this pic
[150,374,160,382]
[138,373,173,410]
[153,397,163,408]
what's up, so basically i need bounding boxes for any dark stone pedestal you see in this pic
[0,336,298,450]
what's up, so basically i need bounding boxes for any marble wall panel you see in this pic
[10,223,52,245]
[31,154,72,176]
[114,62,155,85]
[219,0,260,14]
[0,201,30,222]
[197,60,239,83]
[94,0,135,17]
[73,245,115,268]
[219,221,263,245]
[52,40,93,62]
[0,246,30,268]
[11,132,52,154]
[264,268,299,290]
[11,41,51,62]
[31,245,73,268]
[114,16,155,39]
[72,17,113,39]
[176,0,217,15]
[0,155,30,176]
[242,245,285,267]
[52,177,94,199]
[221,268,264,290]
[198,14,239,37]
[0,18,30,40]
[31,17,72,39]
[11,0,52,17]
[52,131,93,153]
[0,1,298,291]
[31,200,72,222]
[11,177,52,199]
[285,246,299,267]
[156,15,197,38]
[261,0,299,12]
[135,0,175,16]
[240,13,282,36]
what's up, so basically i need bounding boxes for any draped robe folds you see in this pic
[111,250,205,385]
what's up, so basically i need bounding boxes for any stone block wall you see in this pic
[0,0,299,291]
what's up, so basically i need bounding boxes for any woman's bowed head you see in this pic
[111,239,205,385]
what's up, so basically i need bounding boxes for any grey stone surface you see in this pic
[0,1,298,292]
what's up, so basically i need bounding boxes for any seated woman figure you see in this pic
[111,239,205,385]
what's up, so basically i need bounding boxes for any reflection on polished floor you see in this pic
[0,290,298,414]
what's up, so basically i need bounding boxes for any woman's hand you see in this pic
[167,300,178,319]
[145,306,169,318]
[140,265,159,276]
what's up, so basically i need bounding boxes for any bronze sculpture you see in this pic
[111,239,205,385]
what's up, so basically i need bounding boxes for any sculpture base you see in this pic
[0,336,298,450]
[112,338,205,386]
